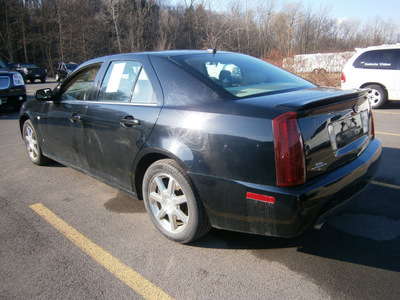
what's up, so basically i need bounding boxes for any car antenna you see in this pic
[207,45,217,57]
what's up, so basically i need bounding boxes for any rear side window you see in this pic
[353,49,400,70]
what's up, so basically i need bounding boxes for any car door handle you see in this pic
[120,117,140,127]
[70,113,81,123]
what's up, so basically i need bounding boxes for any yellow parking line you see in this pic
[30,203,174,300]
[373,111,400,115]
[371,181,400,190]
[376,131,400,137]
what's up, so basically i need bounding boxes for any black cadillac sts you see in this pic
[19,51,381,243]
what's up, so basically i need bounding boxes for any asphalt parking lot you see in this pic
[1,80,399,299]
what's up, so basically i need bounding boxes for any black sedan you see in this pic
[19,50,381,243]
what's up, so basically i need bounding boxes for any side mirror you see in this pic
[36,88,53,101]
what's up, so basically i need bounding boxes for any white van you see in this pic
[341,44,400,108]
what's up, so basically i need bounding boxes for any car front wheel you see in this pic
[23,120,50,165]
[366,84,387,108]
[142,159,211,244]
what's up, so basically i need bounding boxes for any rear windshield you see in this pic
[170,53,315,98]
[20,63,37,68]
[66,63,79,69]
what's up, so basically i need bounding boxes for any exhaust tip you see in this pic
[314,219,327,230]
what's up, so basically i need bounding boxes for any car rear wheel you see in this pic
[366,84,387,108]
[142,159,211,244]
[23,120,50,165]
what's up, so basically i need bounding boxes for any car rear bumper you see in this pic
[193,138,382,238]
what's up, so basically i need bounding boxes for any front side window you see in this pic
[353,49,400,70]
[60,65,100,101]
[170,53,315,98]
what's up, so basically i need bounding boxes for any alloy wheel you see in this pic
[148,173,189,234]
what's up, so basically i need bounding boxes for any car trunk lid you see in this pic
[274,87,373,182]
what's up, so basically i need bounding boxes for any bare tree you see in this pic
[1,0,399,69]
[104,0,122,53]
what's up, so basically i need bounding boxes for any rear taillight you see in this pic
[341,72,346,83]
[370,107,375,140]
[273,112,306,186]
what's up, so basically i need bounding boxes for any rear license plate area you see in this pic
[331,114,363,149]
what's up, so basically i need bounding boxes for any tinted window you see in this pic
[353,49,400,70]
[20,63,37,68]
[66,63,78,69]
[170,53,315,98]
[60,66,100,101]
[0,59,7,68]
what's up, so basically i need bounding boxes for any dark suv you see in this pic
[15,63,47,83]
[55,62,79,81]
[0,58,26,111]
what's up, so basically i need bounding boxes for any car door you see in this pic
[83,57,163,191]
[39,64,102,170]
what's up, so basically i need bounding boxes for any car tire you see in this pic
[29,79,35,83]
[41,78,46,83]
[366,84,387,108]
[22,120,51,166]
[142,159,211,244]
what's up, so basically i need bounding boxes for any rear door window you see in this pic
[98,61,141,102]
[98,61,157,104]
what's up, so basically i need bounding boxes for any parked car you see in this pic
[15,63,47,83]
[341,44,400,108]
[19,50,381,243]
[0,58,26,111]
[55,62,79,81]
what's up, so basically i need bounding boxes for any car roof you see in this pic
[79,50,234,68]
[355,43,400,52]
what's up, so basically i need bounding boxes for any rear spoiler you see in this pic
[275,88,368,114]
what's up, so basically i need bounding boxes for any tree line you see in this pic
[1,0,399,74]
